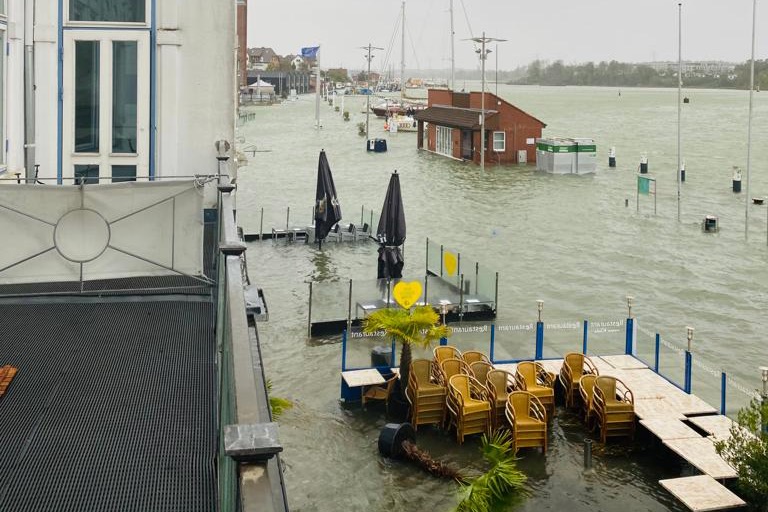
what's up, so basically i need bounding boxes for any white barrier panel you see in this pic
[0,181,204,284]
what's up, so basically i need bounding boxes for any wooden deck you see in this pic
[493,354,745,511]
[659,475,745,512]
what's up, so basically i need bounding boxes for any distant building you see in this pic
[415,90,546,165]
[248,47,279,71]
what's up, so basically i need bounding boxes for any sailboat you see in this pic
[385,1,421,132]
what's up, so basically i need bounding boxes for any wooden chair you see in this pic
[514,361,556,420]
[446,374,491,444]
[436,357,472,386]
[362,373,399,412]
[405,359,447,431]
[432,345,462,382]
[578,374,598,429]
[558,352,599,408]
[505,391,547,454]
[0,365,19,398]
[486,369,514,431]
[469,361,493,387]
[461,350,490,365]
[592,375,635,443]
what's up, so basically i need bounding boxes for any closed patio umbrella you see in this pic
[314,150,342,248]
[376,170,405,279]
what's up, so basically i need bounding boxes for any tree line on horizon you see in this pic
[510,59,768,90]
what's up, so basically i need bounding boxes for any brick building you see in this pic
[414,90,546,165]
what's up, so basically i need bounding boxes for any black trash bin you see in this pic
[371,345,392,367]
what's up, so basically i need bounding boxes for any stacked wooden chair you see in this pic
[446,374,492,444]
[558,352,599,408]
[405,359,447,431]
[505,391,547,454]
[0,365,19,398]
[578,374,598,428]
[486,369,514,430]
[592,375,635,443]
[461,351,490,365]
[432,345,462,382]
[469,360,493,387]
[435,357,471,386]
[513,361,556,419]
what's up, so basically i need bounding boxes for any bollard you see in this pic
[584,438,593,470]
[608,146,616,168]
[625,198,629,208]
[680,162,686,182]
[733,167,742,193]
[639,155,648,174]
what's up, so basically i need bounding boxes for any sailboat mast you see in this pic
[400,1,405,98]
[450,0,455,91]
[677,3,682,222]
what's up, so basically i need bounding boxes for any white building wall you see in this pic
[158,0,236,177]
[1,0,236,183]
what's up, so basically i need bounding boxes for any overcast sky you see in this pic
[247,0,767,72]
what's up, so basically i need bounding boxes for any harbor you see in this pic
[239,86,768,511]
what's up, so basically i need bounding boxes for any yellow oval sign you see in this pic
[393,281,423,310]
[443,251,458,276]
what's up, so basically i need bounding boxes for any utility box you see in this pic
[517,150,527,164]
[535,137,597,174]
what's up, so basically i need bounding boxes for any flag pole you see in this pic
[315,45,321,129]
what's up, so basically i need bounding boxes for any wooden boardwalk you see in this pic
[494,354,746,511]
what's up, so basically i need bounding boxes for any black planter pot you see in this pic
[378,422,416,458]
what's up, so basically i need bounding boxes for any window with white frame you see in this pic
[492,131,505,152]
[436,126,453,157]
[69,0,146,23]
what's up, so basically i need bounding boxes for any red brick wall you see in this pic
[469,92,543,165]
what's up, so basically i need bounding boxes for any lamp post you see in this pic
[360,43,383,142]
[469,33,506,172]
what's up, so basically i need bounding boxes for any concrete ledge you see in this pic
[224,423,282,462]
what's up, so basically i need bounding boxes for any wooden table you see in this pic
[663,437,737,479]
[659,475,745,511]
[342,368,386,388]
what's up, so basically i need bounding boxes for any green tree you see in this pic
[362,305,450,399]
[714,398,768,511]
[454,430,527,512]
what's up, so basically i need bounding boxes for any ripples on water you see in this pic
[239,86,766,511]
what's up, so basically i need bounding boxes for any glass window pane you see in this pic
[0,32,4,165]
[70,0,145,23]
[75,41,99,153]
[112,41,137,153]
[74,164,99,185]
[112,165,136,183]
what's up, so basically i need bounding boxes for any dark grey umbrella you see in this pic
[314,150,342,248]
[376,170,405,279]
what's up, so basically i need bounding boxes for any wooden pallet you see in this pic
[0,365,18,398]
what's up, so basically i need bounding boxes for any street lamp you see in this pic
[468,33,506,172]
[360,43,383,142]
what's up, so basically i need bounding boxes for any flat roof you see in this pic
[0,294,217,511]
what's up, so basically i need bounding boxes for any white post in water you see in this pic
[746,0,757,240]
[677,3,682,223]
[315,46,322,129]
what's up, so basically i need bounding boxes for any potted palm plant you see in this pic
[363,304,450,415]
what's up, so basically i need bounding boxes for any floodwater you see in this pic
[236,85,768,511]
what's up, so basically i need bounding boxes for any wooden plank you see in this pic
[688,415,755,442]
[663,437,737,479]
[640,418,703,440]
[659,475,745,511]
[634,398,686,420]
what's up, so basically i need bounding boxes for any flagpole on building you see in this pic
[315,45,322,129]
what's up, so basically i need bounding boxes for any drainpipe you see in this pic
[24,0,36,181]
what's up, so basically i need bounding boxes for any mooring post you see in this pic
[341,329,348,371]
[307,281,313,337]
[684,327,694,394]
[535,300,544,360]
[582,320,589,354]
[259,207,264,240]
[584,438,593,470]
[720,371,727,416]
[347,279,353,334]
[654,333,661,373]
[625,295,635,355]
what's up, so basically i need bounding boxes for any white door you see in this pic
[63,31,149,183]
